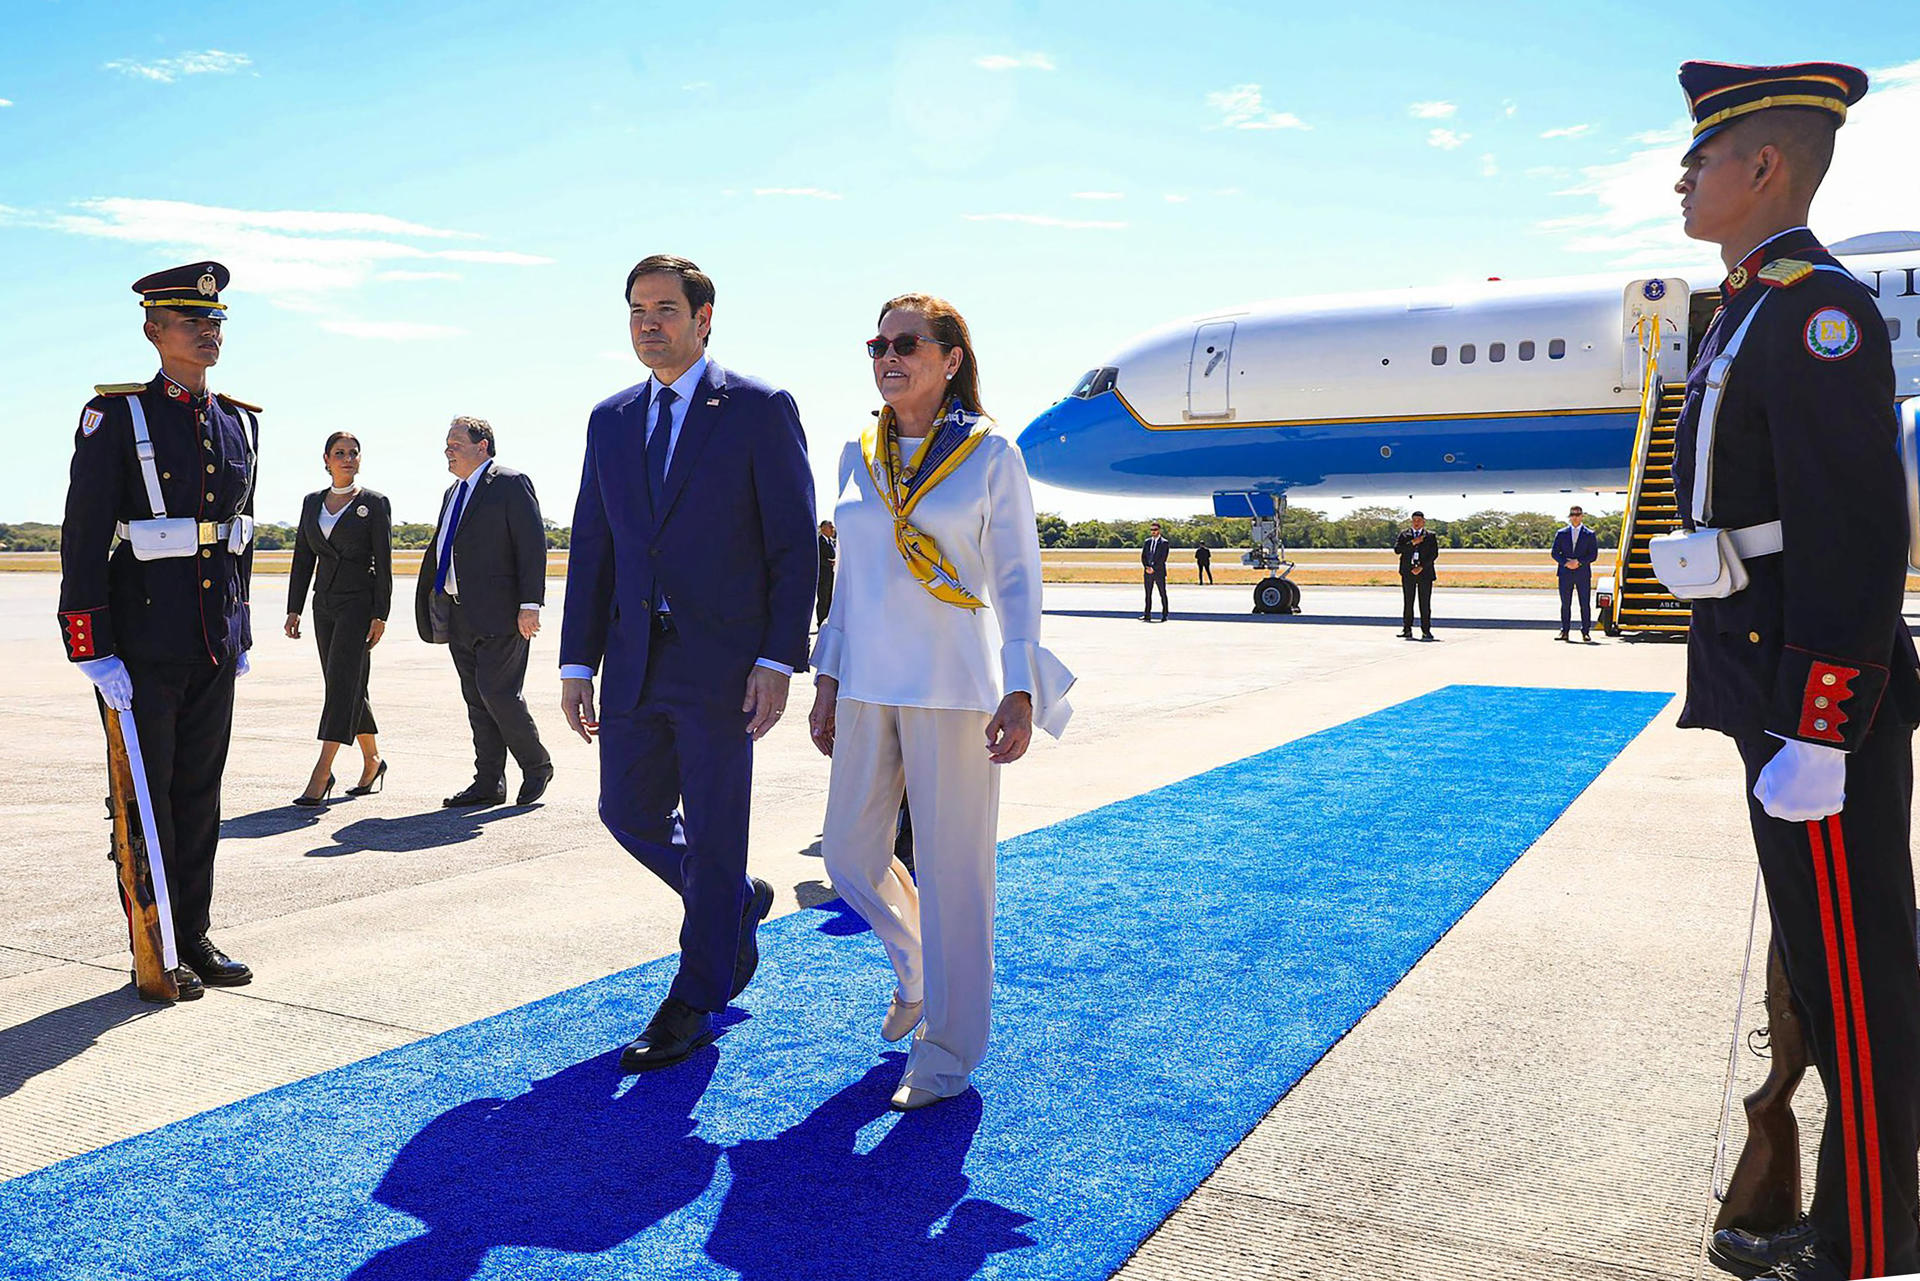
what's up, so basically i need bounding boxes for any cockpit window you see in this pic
[1069,367,1119,398]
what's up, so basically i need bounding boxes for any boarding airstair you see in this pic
[1602,307,1692,637]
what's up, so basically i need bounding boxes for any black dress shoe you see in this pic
[443,783,507,808]
[516,764,555,806]
[132,965,204,1003]
[1398,630,1412,639]
[1582,631,1592,643]
[620,997,715,1072]
[1556,630,1569,641]
[1709,1218,1818,1279]
[731,877,776,999]
[180,934,252,986]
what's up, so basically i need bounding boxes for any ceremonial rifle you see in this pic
[103,707,179,1003]
[1714,940,1806,1236]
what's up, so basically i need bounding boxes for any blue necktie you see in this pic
[433,479,469,594]
[647,387,677,509]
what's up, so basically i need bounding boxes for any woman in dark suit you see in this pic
[286,432,393,804]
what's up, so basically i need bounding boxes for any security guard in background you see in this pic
[1668,64,1920,1280]
[60,262,261,1000]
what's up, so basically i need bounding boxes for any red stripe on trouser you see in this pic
[1827,813,1887,1279]
[1809,818,1870,1276]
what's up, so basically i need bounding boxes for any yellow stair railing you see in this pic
[1605,317,1691,637]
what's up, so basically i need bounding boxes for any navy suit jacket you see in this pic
[1551,525,1599,579]
[561,360,816,713]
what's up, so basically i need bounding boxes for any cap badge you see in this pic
[197,272,218,298]
[1805,308,1860,361]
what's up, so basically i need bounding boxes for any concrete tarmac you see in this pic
[0,573,1872,1278]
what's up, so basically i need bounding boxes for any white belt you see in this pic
[1722,520,1783,559]
[115,518,251,547]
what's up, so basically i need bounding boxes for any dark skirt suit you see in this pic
[287,489,393,744]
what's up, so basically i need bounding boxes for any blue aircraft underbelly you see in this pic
[1016,393,1639,499]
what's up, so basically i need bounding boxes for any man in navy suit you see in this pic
[560,255,816,1072]
[1551,505,1600,642]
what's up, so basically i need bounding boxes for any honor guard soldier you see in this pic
[1661,63,1920,1280]
[60,262,261,1000]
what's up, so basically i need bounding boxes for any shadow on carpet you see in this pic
[0,684,1671,1281]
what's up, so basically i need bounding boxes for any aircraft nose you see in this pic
[1017,401,1068,481]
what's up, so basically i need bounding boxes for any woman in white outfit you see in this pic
[808,293,1074,1112]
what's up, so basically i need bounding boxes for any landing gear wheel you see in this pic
[1254,577,1299,614]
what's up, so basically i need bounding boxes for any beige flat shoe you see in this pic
[889,1084,944,1112]
[881,995,925,1043]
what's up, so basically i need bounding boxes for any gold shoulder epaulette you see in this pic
[93,382,146,396]
[1759,259,1815,288]
[216,392,263,412]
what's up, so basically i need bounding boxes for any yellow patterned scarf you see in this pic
[862,400,993,610]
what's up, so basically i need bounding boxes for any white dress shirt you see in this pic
[811,426,1074,736]
[436,457,541,611]
[558,355,789,682]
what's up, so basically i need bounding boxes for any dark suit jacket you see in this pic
[817,534,837,580]
[560,361,816,713]
[413,462,547,642]
[288,488,393,620]
[1550,525,1600,580]
[1141,537,1171,575]
[1393,528,1439,579]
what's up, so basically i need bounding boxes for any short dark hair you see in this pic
[1411,510,1425,519]
[323,431,360,457]
[1727,109,1837,199]
[626,255,715,312]
[450,415,495,457]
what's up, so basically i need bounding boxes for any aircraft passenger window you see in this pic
[1460,344,1476,364]
[1431,346,1447,366]
[1519,340,1536,361]
[1888,318,1902,341]
[1489,342,1506,362]
[1549,338,1567,359]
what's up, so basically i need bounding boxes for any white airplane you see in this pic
[1017,231,1920,612]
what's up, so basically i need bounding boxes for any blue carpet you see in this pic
[0,684,1669,1281]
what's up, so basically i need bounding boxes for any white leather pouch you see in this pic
[1648,527,1749,600]
[124,517,201,561]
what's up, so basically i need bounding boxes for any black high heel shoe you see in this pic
[346,759,387,797]
[292,775,335,808]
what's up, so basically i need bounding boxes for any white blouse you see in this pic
[811,426,1075,737]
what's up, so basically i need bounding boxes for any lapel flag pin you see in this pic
[706,398,720,406]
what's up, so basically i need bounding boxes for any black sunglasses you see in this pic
[867,334,951,359]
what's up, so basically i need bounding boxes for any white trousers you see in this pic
[821,698,999,1097]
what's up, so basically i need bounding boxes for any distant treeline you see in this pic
[4,511,1611,554]
[1,520,574,552]
[1035,506,1621,551]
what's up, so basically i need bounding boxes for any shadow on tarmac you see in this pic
[304,806,534,858]
[349,1049,1030,1281]
[221,806,328,839]
[1045,608,1573,631]
[0,989,157,1100]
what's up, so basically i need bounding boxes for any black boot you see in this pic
[180,933,252,986]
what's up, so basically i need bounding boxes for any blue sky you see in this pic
[3,0,1916,526]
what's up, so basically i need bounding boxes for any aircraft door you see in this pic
[1622,278,1690,385]
[1187,322,1235,420]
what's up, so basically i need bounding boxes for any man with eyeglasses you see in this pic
[560,255,816,1073]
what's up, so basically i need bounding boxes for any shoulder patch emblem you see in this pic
[1759,259,1815,288]
[80,407,104,436]
[1805,308,1861,361]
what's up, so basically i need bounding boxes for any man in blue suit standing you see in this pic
[1552,505,1600,643]
[559,255,816,1072]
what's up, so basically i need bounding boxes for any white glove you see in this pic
[1754,735,1848,822]
[78,655,133,711]
[236,650,251,677]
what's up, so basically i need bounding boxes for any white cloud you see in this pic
[1503,100,1519,118]
[1072,191,1125,200]
[1541,58,1920,269]
[0,99,12,108]
[975,52,1055,71]
[1480,153,1499,177]
[682,81,711,92]
[1409,101,1456,119]
[1206,84,1309,131]
[752,187,843,200]
[376,269,462,282]
[320,321,465,341]
[104,50,252,83]
[1427,127,1469,150]
[962,213,1127,230]
[1540,123,1593,140]
[1213,186,1243,197]
[39,197,549,303]
[1163,194,1190,204]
